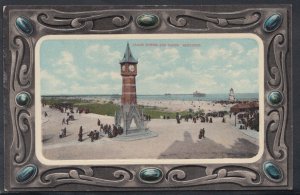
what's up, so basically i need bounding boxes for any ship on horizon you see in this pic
[193,91,206,97]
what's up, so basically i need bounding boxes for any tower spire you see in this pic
[120,42,138,64]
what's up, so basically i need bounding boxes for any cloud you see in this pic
[247,47,258,57]
[139,47,180,65]
[231,79,258,93]
[41,70,67,94]
[85,44,121,64]
[230,42,244,54]
[85,67,109,78]
[41,39,259,95]
[138,67,223,94]
[137,47,181,80]
[53,51,79,79]
[250,67,258,74]
[110,72,121,80]
[58,51,73,63]
[143,71,175,81]
[85,68,121,81]
[192,49,205,62]
[164,48,180,61]
[41,71,121,95]
[191,42,249,67]
[69,82,120,94]
[226,70,242,78]
[207,47,232,60]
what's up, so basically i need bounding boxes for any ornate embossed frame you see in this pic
[3,5,292,191]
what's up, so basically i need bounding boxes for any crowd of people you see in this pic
[78,119,125,142]
[60,117,125,142]
[174,112,215,124]
[144,114,151,121]
[44,100,257,144]
[236,111,259,131]
[45,102,90,114]
[42,102,125,142]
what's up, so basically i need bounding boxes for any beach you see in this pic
[113,99,235,113]
[41,99,259,160]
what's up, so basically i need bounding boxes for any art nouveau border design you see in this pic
[3,5,292,191]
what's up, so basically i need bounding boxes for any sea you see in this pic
[42,93,258,102]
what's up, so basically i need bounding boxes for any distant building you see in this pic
[228,88,236,102]
[230,102,259,114]
[230,102,259,131]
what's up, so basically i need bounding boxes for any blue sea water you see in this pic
[137,93,258,101]
[43,93,258,102]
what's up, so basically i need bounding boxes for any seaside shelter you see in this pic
[230,102,259,114]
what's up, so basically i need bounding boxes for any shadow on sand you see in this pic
[42,135,53,143]
[158,131,259,159]
[42,133,73,143]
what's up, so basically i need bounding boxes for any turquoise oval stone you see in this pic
[16,16,33,35]
[263,14,282,32]
[16,164,38,183]
[139,168,163,183]
[16,92,31,107]
[263,162,282,181]
[136,14,159,28]
[268,91,283,105]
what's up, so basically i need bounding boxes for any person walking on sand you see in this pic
[198,128,203,139]
[78,126,83,142]
[193,117,196,123]
[201,128,205,138]
[62,118,65,125]
[93,130,98,140]
[63,127,67,137]
[176,112,181,124]
[100,124,104,133]
[199,128,205,139]
[97,119,101,127]
[95,130,100,140]
[88,131,94,142]
[59,129,63,138]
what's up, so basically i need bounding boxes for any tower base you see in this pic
[113,129,158,141]
[115,104,154,137]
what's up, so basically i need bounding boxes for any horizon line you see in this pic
[41,92,259,96]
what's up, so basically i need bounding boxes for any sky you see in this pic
[39,36,260,95]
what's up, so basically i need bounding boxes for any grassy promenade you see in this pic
[42,98,191,119]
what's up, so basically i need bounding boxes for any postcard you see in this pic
[3,5,292,191]
[35,33,264,165]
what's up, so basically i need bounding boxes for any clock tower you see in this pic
[115,43,145,135]
[120,43,138,105]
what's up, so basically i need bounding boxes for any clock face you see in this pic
[122,65,126,71]
[129,65,135,72]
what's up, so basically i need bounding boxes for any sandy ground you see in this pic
[41,103,259,160]
[112,99,234,113]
